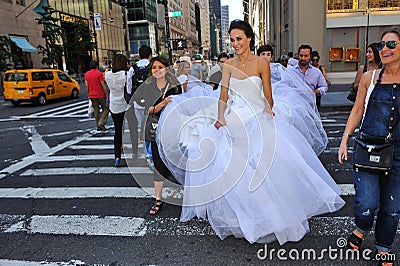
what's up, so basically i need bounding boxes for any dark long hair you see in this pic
[367,43,381,68]
[112,54,128,73]
[147,56,179,91]
[228,19,255,51]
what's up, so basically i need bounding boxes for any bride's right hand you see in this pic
[214,117,226,129]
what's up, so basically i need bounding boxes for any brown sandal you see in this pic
[149,200,163,215]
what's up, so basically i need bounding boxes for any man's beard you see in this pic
[299,60,308,67]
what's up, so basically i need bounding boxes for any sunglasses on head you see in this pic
[377,41,397,51]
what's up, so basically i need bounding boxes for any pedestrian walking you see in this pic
[133,56,182,215]
[287,44,328,108]
[105,54,129,167]
[347,42,382,102]
[85,60,109,131]
[311,50,331,107]
[126,45,152,160]
[338,27,400,266]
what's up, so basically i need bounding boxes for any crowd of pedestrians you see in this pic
[82,26,400,260]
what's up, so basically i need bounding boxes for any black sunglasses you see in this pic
[377,41,397,51]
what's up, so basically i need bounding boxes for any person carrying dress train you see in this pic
[134,56,182,215]
[286,44,328,108]
[338,27,400,266]
[157,19,344,245]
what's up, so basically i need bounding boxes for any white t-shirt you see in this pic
[105,70,128,114]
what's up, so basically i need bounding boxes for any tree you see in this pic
[0,36,15,70]
[36,6,64,68]
[64,18,95,73]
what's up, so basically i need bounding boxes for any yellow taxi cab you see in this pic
[3,69,80,106]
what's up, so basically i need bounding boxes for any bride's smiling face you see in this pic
[230,29,250,55]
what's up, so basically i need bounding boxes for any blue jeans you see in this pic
[145,141,152,160]
[353,159,400,252]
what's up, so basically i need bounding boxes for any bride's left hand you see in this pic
[263,107,275,116]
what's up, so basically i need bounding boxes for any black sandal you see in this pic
[149,200,163,215]
[376,250,394,266]
[347,232,363,250]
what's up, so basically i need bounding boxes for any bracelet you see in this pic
[342,132,351,138]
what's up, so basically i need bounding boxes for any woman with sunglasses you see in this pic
[349,43,382,102]
[338,27,400,265]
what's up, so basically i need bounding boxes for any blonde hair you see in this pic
[177,61,190,76]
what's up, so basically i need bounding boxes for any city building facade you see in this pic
[0,0,127,73]
[247,0,326,64]
[246,0,400,72]
[121,0,158,59]
[209,0,222,55]
[221,5,230,53]
[326,0,400,72]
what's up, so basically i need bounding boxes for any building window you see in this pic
[327,0,356,10]
[369,0,400,8]
[16,0,26,6]
[2,0,13,3]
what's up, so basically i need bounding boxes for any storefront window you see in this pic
[369,0,400,8]
[327,0,357,10]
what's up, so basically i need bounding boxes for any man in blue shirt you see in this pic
[287,44,328,108]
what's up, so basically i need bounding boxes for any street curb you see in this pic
[320,105,353,112]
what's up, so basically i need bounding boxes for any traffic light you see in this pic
[157,0,167,6]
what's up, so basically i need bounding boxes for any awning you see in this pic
[9,36,37,52]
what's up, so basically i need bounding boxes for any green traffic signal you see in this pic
[157,0,167,5]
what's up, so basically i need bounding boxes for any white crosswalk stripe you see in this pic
[9,100,90,120]
[0,114,360,252]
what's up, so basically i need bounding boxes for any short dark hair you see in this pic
[139,45,152,59]
[288,52,294,57]
[217,52,229,62]
[256,45,273,56]
[89,60,99,69]
[298,44,312,55]
[228,19,255,51]
[112,54,128,73]
[311,51,320,60]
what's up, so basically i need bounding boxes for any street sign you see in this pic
[168,10,182,17]
[172,39,186,50]
[94,13,101,31]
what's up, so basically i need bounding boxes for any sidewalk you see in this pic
[320,72,356,112]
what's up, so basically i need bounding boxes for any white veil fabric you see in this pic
[157,63,328,184]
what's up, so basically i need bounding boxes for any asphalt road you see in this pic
[0,88,398,266]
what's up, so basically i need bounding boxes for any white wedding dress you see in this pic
[157,76,344,245]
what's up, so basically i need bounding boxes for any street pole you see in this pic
[164,3,172,64]
[365,0,370,54]
[90,13,99,61]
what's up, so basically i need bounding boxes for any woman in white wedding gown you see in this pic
[157,20,344,245]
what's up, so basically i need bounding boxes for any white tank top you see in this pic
[363,69,378,118]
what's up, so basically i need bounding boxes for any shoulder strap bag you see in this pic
[353,68,397,175]
[145,83,169,142]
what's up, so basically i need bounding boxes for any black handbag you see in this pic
[145,114,159,142]
[347,83,357,102]
[144,84,169,142]
[353,137,394,175]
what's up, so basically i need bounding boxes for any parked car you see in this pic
[3,69,80,106]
